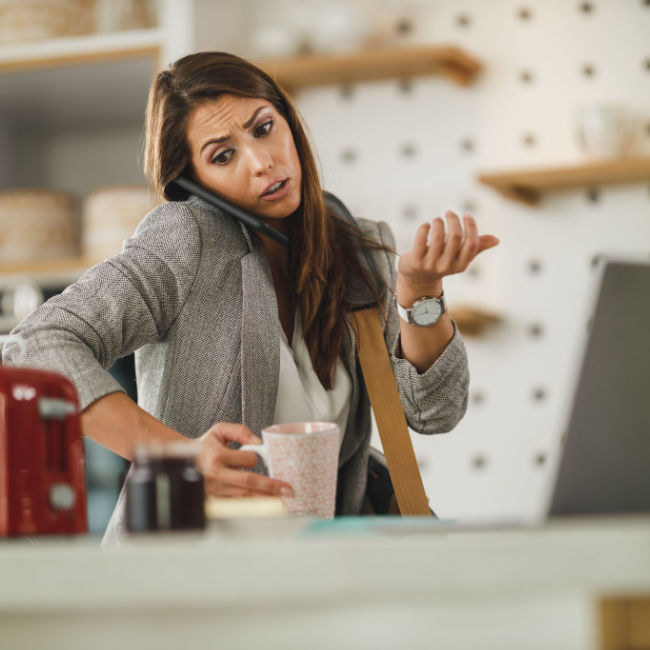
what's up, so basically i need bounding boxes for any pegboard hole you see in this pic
[517,6,533,20]
[532,386,548,402]
[460,138,476,153]
[587,188,600,203]
[590,252,604,269]
[471,453,488,470]
[400,142,418,158]
[340,148,358,163]
[467,264,481,279]
[527,322,545,338]
[395,17,415,37]
[579,1,595,14]
[401,204,418,221]
[455,13,472,28]
[533,451,547,467]
[461,198,477,214]
[398,78,414,95]
[471,389,486,405]
[522,132,537,147]
[645,58,650,72]
[339,84,355,100]
[527,258,543,275]
[519,69,535,84]
[581,63,597,78]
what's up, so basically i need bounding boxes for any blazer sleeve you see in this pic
[1,201,202,411]
[363,219,470,434]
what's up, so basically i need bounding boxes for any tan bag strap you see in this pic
[352,306,431,516]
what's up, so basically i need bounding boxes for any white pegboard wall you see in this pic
[294,0,650,521]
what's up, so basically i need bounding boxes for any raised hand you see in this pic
[397,211,499,302]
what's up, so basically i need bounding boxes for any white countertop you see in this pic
[2,515,650,650]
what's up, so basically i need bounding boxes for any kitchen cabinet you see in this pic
[478,157,650,205]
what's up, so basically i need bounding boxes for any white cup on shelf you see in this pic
[573,104,638,160]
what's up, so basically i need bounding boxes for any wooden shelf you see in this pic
[478,157,650,206]
[0,28,163,74]
[449,306,502,337]
[0,256,94,287]
[257,45,482,92]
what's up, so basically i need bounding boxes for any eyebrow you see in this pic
[199,106,268,155]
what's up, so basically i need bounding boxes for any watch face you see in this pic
[412,299,443,326]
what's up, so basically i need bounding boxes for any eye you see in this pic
[211,149,234,165]
[254,119,274,138]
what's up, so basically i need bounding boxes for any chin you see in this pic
[261,196,301,221]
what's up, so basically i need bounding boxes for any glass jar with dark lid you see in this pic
[126,442,205,533]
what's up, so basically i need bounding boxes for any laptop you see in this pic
[544,257,650,518]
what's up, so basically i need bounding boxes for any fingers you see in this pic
[214,468,293,498]
[205,481,290,499]
[206,484,262,498]
[198,437,260,472]
[420,212,497,274]
[197,422,295,499]
[436,211,464,269]
[424,217,445,265]
[412,222,430,260]
[204,422,260,446]
[456,214,479,270]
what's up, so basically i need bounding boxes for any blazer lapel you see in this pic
[240,245,280,438]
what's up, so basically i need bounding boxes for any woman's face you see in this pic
[186,95,302,225]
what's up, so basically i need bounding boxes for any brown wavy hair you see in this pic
[143,51,389,389]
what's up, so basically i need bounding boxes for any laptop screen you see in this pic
[549,260,650,516]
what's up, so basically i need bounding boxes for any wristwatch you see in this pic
[395,293,446,327]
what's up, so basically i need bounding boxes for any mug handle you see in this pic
[239,443,268,465]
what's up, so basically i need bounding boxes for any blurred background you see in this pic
[0,0,649,534]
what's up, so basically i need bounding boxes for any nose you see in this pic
[246,144,273,177]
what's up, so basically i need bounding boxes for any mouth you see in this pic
[260,178,289,199]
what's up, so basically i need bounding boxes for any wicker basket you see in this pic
[0,0,96,45]
[0,189,79,263]
[82,185,160,263]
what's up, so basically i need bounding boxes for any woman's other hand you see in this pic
[195,423,294,498]
[397,211,499,303]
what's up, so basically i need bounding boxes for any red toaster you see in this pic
[0,365,88,536]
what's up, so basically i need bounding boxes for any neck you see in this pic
[260,235,289,272]
[258,214,292,269]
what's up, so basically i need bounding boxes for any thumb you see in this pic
[477,234,500,254]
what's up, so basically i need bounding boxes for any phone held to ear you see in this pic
[170,176,289,247]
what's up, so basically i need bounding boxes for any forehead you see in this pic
[187,95,272,141]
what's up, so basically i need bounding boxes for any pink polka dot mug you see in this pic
[240,422,341,518]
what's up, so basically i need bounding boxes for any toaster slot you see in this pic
[39,397,75,474]
[44,418,66,474]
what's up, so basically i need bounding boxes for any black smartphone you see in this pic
[170,176,289,247]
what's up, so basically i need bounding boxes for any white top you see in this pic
[273,311,351,442]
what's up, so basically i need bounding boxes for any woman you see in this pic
[2,52,498,544]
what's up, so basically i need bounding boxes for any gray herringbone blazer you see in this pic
[2,195,469,545]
